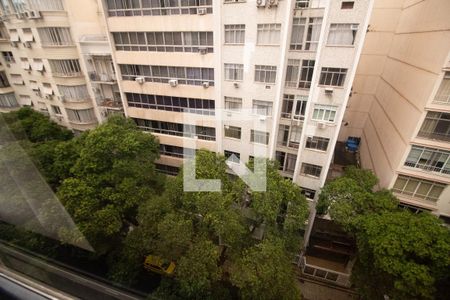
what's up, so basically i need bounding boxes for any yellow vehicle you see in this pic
[144,255,176,276]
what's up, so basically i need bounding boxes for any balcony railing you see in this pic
[300,256,351,287]
[404,161,450,175]
[88,72,116,83]
[97,98,123,110]
[417,131,450,143]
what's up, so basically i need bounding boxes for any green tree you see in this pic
[57,116,164,255]
[230,237,301,300]
[353,211,450,300]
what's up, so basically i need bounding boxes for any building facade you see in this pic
[342,0,450,219]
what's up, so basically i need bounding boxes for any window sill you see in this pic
[304,148,328,154]
[300,173,320,179]
[224,136,241,141]
[256,44,280,47]
[224,0,247,3]
[224,43,245,46]
[317,85,344,89]
[325,44,355,48]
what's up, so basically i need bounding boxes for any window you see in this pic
[65,108,97,124]
[285,59,315,89]
[295,0,310,9]
[37,27,73,46]
[319,67,347,87]
[290,17,323,51]
[51,105,62,115]
[42,83,54,95]
[33,59,44,72]
[276,151,297,175]
[393,175,446,202]
[277,125,302,149]
[257,23,281,45]
[281,94,308,120]
[19,95,31,106]
[49,59,82,77]
[22,28,34,42]
[29,80,39,91]
[106,0,213,17]
[224,25,245,44]
[0,71,10,88]
[155,164,180,176]
[134,118,216,141]
[418,112,450,142]
[0,93,18,108]
[312,104,337,122]
[251,130,269,145]
[301,163,322,177]
[305,136,329,151]
[120,64,214,86]
[10,74,24,85]
[327,24,358,46]
[433,72,450,104]
[341,1,354,9]
[28,0,65,11]
[126,93,215,116]
[224,150,240,163]
[224,63,243,81]
[252,100,272,116]
[405,145,450,175]
[9,29,19,42]
[2,51,14,63]
[254,65,277,83]
[224,125,241,139]
[224,97,242,111]
[58,85,90,101]
[20,58,30,70]
[301,187,316,199]
[160,144,195,158]
[113,31,214,53]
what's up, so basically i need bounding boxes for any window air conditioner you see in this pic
[197,8,206,15]
[10,41,18,47]
[317,122,326,129]
[15,13,24,19]
[28,10,42,19]
[256,0,266,7]
[267,0,278,7]
[135,77,145,84]
[23,41,31,48]
[198,46,207,55]
[202,82,210,88]
[324,87,334,94]
[259,115,267,121]
[169,79,178,87]
[233,82,239,88]
[45,94,53,100]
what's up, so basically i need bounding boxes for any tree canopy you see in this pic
[111,150,309,299]
[318,166,450,299]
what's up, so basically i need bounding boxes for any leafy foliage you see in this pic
[353,211,450,299]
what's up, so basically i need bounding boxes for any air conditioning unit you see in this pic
[27,10,41,19]
[45,94,53,100]
[267,0,278,7]
[23,41,31,48]
[197,8,207,15]
[324,87,334,94]
[169,79,178,87]
[202,81,210,88]
[259,115,267,121]
[317,122,326,129]
[233,82,239,88]
[35,91,41,97]
[10,41,18,47]
[198,46,207,55]
[6,63,10,67]
[256,0,266,7]
[135,77,145,84]
[15,13,24,19]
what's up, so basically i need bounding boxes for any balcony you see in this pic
[97,98,123,110]
[88,72,116,84]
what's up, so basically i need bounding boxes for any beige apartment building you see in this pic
[342,0,450,219]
